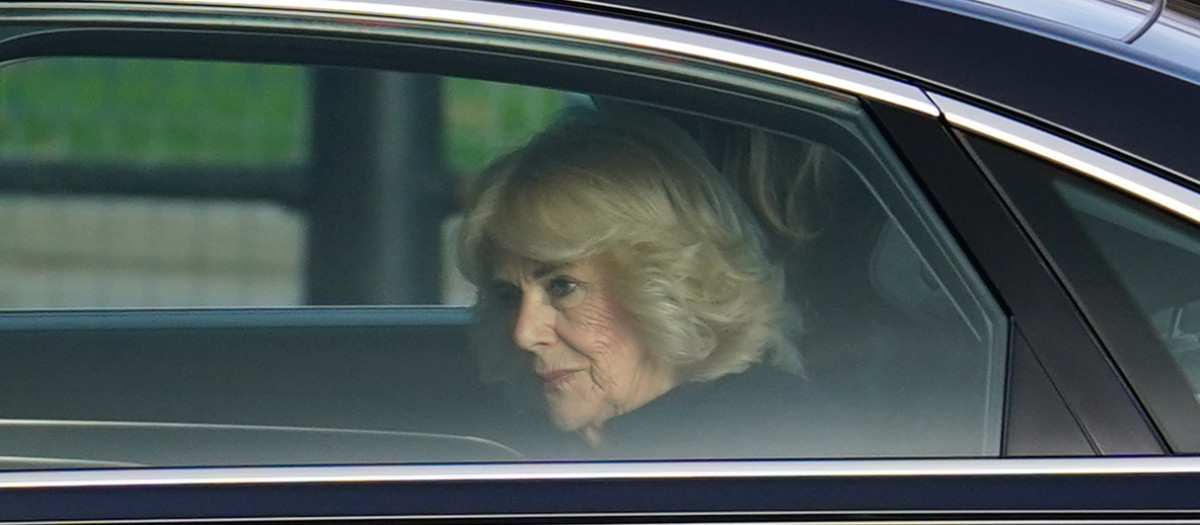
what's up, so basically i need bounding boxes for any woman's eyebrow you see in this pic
[532,263,568,280]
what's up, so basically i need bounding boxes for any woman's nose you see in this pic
[513,291,556,352]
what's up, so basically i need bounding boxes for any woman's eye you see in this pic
[545,277,578,300]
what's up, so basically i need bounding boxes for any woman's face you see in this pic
[488,254,675,444]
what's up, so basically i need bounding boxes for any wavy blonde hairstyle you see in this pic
[457,110,800,382]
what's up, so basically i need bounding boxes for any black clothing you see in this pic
[589,365,838,459]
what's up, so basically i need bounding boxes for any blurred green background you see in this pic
[0,58,567,174]
[0,57,570,309]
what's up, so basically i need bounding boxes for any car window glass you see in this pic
[0,53,1006,467]
[962,132,1200,452]
[1055,178,1200,403]
[0,58,565,308]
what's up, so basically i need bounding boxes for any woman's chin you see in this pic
[547,406,587,432]
[551,414,605,446]
[546,399,606,435]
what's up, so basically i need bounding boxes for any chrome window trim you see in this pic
[1,516,1199,525]
[5,0,938,116]
[3,456,1200,488]
[0,417,522,453]
[930,92,1200,226]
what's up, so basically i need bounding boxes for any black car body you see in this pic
[4,0,1200,521]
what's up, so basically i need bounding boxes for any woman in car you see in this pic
[457,110,833,459]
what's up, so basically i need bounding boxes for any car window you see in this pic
[1052,177,1200,443]
[0,58,564,308]
[960,133,1200,453]
[0,43,1006,465]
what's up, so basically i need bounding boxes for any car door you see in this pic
[3,0,1200,522]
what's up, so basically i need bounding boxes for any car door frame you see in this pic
[2,0,1199,521]
[1,0,1166,456]
[864,99,1168,456]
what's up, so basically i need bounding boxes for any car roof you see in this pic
[49,0,1200,86]
[908,0,1200,88]
[961,0,1158,41]
[535,0,1200,187]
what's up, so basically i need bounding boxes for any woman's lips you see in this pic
[540,369,579,391]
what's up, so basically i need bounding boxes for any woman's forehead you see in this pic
[491,254,568,283]
[491,254,612,284]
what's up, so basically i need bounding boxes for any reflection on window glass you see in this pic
[1056,178,1200,403]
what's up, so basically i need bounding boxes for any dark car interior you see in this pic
[661,111,998,455]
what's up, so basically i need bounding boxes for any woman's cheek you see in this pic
[560,325,620,392]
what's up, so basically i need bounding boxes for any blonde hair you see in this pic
[458,110,800,382]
